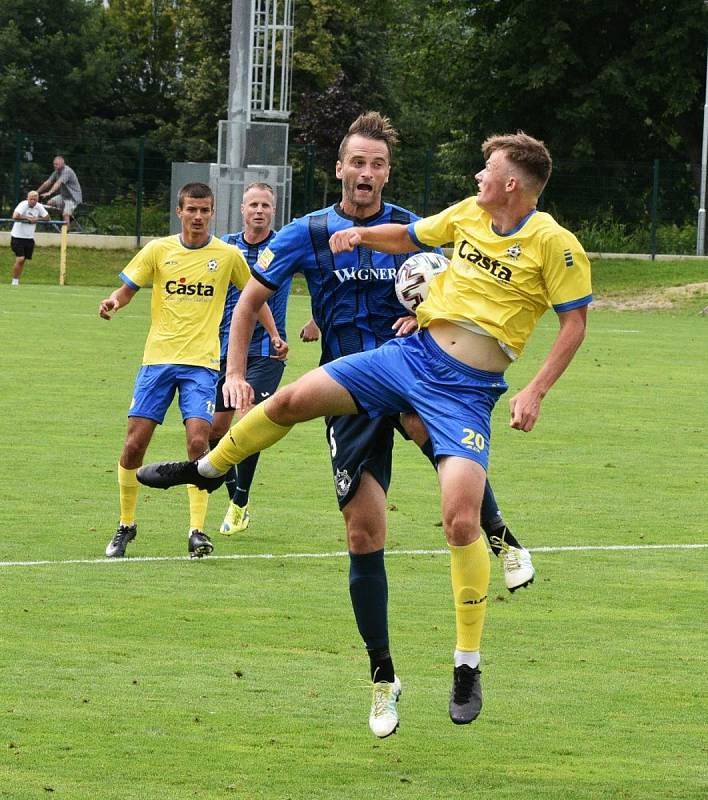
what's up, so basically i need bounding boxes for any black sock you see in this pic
[421,439,436,466]
[368,648,395,683]
[485,524,523,556]
[349,550,394,680]
[231,453,260,507]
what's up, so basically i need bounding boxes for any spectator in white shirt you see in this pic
[10,190,49,285]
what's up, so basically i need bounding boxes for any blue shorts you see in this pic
[322,330,508,470]
[129,364,219,424]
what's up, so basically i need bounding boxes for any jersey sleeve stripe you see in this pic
[552,294,593,312]
[407,221,440,252]
[407,222,426,249]
[119,271,140,290]
[250,266,279,291]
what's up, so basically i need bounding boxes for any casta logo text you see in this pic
[165,277,214,296]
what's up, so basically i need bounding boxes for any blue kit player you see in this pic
[212,182,292,535]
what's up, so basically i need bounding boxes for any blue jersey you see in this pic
[253,203,425,364]
[219,230,291,359]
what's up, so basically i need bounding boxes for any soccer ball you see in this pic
[395,252,450,312]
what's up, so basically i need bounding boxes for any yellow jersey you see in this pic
[120,235,251,369]
[409,197,592,357]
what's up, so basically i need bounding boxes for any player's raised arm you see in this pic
[329,223,416,254]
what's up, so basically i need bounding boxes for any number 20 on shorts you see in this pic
[460,428,486,453]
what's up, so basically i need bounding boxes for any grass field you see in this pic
[0,272,706,799]
[9,244,708,298]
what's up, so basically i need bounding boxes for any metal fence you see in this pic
[0,132,171,241]
[0,132,702,256]
[290,144,702,257]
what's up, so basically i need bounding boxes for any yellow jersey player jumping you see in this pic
[137,132,591,730]
[98,182,286,559]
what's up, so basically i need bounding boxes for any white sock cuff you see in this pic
[454,649,480,669]
[197,455,224,478]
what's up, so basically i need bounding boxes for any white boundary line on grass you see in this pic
[0,542,705,569]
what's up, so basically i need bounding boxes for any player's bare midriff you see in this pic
[427,319,512,373]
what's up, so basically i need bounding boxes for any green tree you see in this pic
[171,0,232,161]
[0,1,125,136]
[105,0,180,130]
[393,0,707,178]
[0,0,135,205]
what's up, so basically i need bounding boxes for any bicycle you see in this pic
[71,204,100,233]
[45,202,99,233]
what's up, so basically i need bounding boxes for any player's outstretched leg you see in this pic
[137,458,227,492]
[138,404,294,492]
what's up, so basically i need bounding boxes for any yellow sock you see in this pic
[209,403,293,473]
[450,537,490,652]
[187,485,209,530]
[118,464,139,525]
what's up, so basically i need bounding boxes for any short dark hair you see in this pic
[243,182,276,202]
[338,111,399,162]
[177,182,214,209]
[482,132,552,196]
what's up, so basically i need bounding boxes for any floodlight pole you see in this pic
[227,0,253,169]
[698,5,708,255]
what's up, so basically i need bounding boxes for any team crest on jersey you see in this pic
[507,243,522,260]
[334,468,352,497]
[207,259,218,271]
[257,247,275,271]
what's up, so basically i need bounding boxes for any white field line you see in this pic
[0,543,705,569]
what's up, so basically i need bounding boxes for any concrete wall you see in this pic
[0,232,156,250]
[1,231,705,261]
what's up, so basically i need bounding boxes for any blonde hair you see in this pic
[243,182,276,203]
